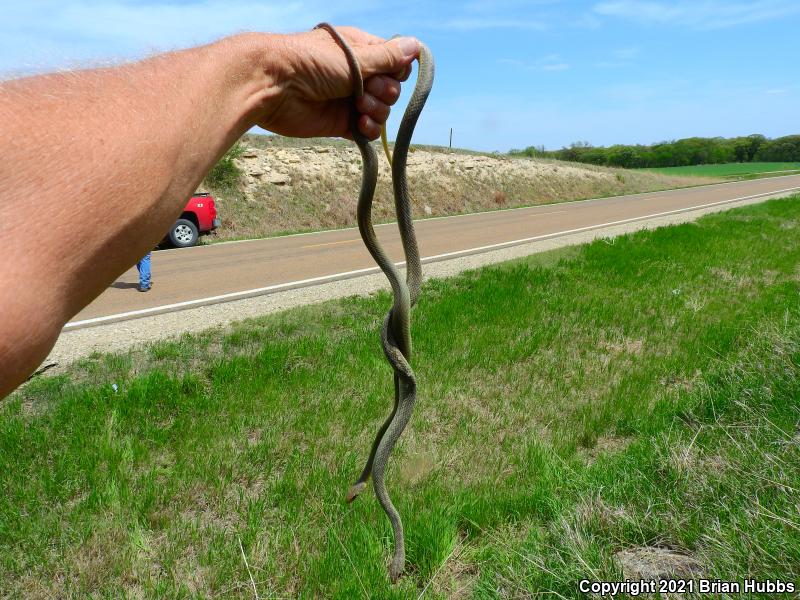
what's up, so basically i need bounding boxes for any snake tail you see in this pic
[346,373,400,503]
[314,23,433,582]
[372,312,418,581]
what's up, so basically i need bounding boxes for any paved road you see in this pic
[69,175,800,326]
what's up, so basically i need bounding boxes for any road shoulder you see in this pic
[42,190,796,370]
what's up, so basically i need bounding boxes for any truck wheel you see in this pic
[169,219,199,248]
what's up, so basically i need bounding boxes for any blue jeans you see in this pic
[136,252,152,289]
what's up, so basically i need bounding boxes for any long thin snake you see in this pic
[314,23,434,582]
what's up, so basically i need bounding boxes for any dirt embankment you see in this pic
[203,136,713,242]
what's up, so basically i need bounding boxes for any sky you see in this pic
[2,0,798,151]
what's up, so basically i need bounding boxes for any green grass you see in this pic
[203,142,244,192]
[645,162,800,178]
[3,197,800,597]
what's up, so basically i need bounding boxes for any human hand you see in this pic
[257,27,420,140]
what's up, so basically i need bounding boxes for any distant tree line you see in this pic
[510,134,800,168]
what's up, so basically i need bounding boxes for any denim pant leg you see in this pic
[136,253,152,288]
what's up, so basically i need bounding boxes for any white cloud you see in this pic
[594,61,622,68]
[65,1,311,41]
[601,79,691,103]
[613,47,639,59]
[0,0,370,73]
[541,61,569,71]
[498,54,570,71]
[440,17,546,31]
[537,54,570,71]
[462,0,560,10]
[7,1,321,45]
[435,0,555,30]
[593,47,638,69]
[593,0,800,29]
[574,12,603,29]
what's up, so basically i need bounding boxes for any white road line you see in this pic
[169,173,800,249]
[419,186,799,261]
[64,186,800,330]
[64,267,382,328]
[301,238,361,249]
[748,169,800,175]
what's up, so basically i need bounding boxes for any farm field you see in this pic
[645,162,800,178]
[3,197,800,598]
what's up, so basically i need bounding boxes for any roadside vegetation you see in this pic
[204,142,245,192]
[644,161,800,179]
[511,133,800,170]
[3,197,800,597]
[200,134,709,243]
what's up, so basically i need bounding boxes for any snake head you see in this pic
[345,481,367,503]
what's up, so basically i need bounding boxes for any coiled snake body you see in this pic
[314,24,434,582]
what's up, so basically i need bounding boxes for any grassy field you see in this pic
[645,162,800,178]
[3,197,800,597]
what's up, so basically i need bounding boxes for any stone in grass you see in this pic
[267,173,291,185]
[614,546,703,582]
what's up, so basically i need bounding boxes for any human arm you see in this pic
[0,27,419,398]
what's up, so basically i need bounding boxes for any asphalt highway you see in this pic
[68,175,800,327]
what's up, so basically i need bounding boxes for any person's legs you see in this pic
[136,252,151,291]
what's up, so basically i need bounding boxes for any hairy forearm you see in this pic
[0,25,416,397]
[0,33,283,396]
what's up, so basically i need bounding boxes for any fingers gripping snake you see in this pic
[314,24,434,582]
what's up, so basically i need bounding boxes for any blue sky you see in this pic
[2,0,798,151]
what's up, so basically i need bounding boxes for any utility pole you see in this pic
[449,128,453,150]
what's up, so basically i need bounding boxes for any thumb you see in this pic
[356,37,419,78]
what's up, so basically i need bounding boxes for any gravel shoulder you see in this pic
[41,191,794,372]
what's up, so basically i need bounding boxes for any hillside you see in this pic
[201,135,713,242]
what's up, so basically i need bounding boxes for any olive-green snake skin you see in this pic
[314,23,434,582]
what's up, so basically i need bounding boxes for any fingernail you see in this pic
[396,37,419,59]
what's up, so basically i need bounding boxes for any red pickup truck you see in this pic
[165,192,221,247]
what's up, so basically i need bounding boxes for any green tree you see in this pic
[204,142,244,191]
